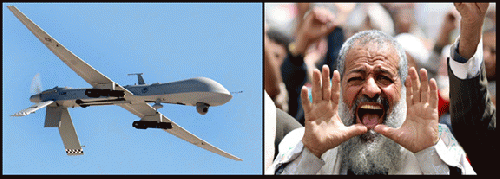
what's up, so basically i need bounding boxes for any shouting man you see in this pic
[268,3,486,175]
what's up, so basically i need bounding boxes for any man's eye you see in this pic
[378,76,393,83]
[348,77,363,83]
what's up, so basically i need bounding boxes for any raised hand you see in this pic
[374,67,440,153]
[301,65,368,158]
[453,2,489,24]
[454,2,489,59]
[293,7,337,55]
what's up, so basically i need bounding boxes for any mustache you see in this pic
[340,94,390,127]
[353,94,389,114]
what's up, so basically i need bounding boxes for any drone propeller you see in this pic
[30,73,42,94]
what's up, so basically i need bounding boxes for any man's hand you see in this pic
[454,2,489,24]
[301,65,368,158]
[374,68,440,153]
[293,8,337,55]
[454,2,489,59]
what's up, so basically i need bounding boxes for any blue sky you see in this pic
[3,3,262,174]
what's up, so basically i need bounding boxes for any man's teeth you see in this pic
[359,104,382,109]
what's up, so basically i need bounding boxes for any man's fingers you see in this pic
[312,69,322,103]
[322,65,331,101]
[313,7,335,24]
[409,67,421,103]
[322,21,337,36]
[373,124,399,142]
[419,69,429,103]
[301,86,312,113]
[310,7,337,39]
[405,75,413,106]
[331,70,341,106]
[453,2,465,11]
[345,124,368,138]
[454,2,489,15]
[317,17,337,38]
[428,78,439,109]
[477,3,489,12]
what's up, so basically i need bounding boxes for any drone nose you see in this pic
[30,94,41,102]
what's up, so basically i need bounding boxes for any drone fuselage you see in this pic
[31,77,232,109]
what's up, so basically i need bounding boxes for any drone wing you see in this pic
[7,6,132,97]
[117,102,242,161]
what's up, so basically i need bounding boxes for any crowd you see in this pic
[264,3,495,175]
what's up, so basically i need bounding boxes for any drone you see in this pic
[8,6,241,161]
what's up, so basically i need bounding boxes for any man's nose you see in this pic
[362,77,381,98]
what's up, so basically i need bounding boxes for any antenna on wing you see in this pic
[230,91,243,94]
[128,73,145,85]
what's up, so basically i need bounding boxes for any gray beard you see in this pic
[338,88,406,175]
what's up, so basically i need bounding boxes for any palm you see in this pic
[301,66,367,157]
[303,99,347,152]
[398,100,439,152]
[375,68,440,153]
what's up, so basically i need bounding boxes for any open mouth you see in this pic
[356,103,385,129]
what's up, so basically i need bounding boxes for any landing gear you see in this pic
[132,121,172,129]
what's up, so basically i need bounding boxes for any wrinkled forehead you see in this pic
[344,41,401,71]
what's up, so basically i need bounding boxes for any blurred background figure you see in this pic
[265,22,290,112]
[484,3,495,107]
